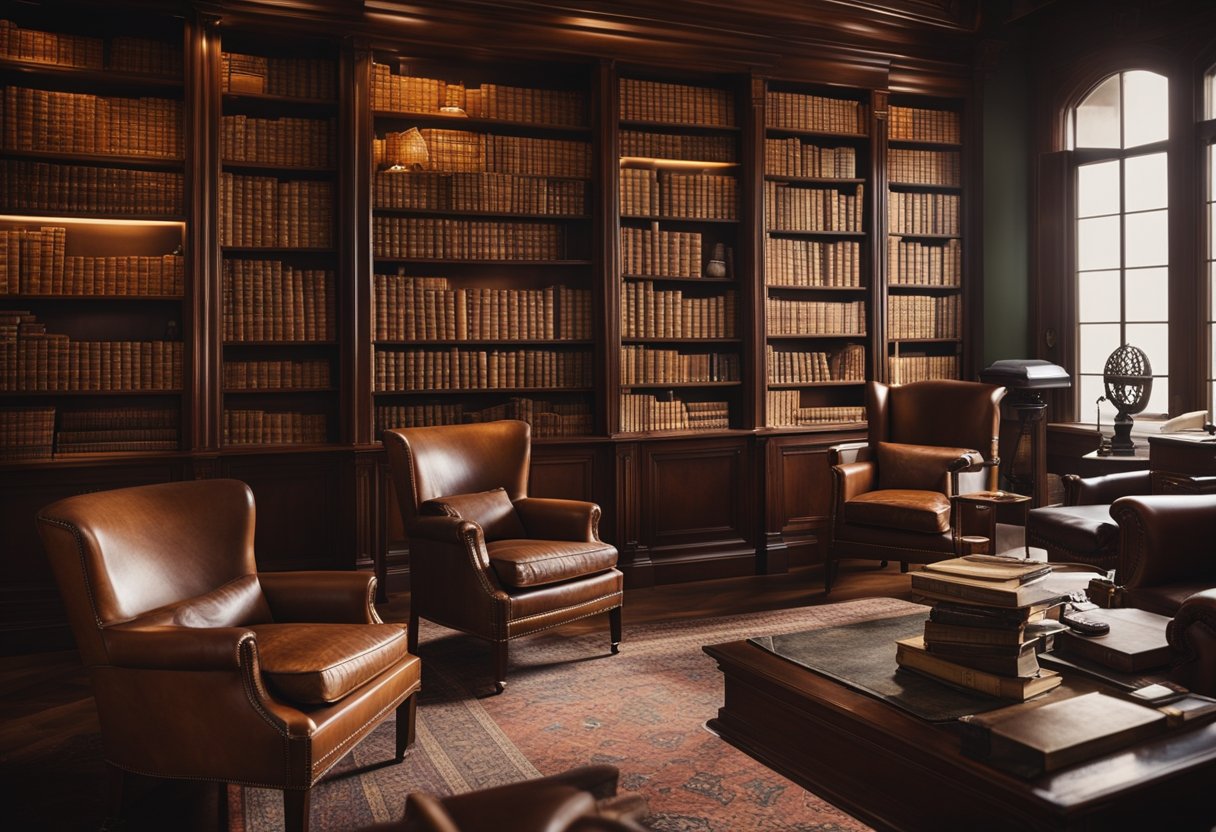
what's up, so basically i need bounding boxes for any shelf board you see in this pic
[223,340,338,347]
[224,91,336,107]
[2,293,184,301]
[889,137,962,149]
[373,258,592,266]
[620,381,741,389]
[0,389,182,396]
[765,284,866,292]
[0,58,183,89]
[373,109,590,134]
[619,118,740,134]
[888,181,961,191]
[622,274,733,284]
[221,160,336,174]
[621,214,739,224]
[220,442,344,454]
[375,339,593,346]
[756,422,868,434]
[763,125,868,140]
[766,380,866,388]
[0,449,194,469]
[223,387,336,394]
[887,283,962,291]
[221,247,336,255]
[764,174,865,185]
[620,156,739,171]
[889,232,962,240]
[611,427,752,439]
[888,337,962,344]
[1,148,184,170]
[373,387,594,395]
[622,337,741,344]
[0,209,186,222]
[766,228,865,237]
[372,207,589,220]
[767,333,866,340]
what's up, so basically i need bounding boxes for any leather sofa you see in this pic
[1025,469,1151,570]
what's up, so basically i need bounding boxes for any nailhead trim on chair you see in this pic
[37,516,107,629]
[1108,501,1147,581]
[507,590,624,639]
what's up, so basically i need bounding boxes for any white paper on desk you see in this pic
[1160,411,1209,433]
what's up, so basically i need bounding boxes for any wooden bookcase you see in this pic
[0,9,189,461]
[885,95,965,384]
[760,81,871,430]
[216,31,342,447]
[367,54,599,441]
[614,70,746,434]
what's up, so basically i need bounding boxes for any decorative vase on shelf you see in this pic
[705,242,727,278]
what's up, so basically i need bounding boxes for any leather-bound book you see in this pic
[1053,608,1172,673]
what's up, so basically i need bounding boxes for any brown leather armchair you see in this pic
[384,420,623,695]
[1168,589,1216,697]
[1025,469,1152,569]
[36,479,421,832]
[825,379,1005,592]
[1107,494,1216,616]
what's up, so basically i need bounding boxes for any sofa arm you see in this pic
[1110,495,1216,587]
[514,497,600,542]
[258,570,380,624]
[1063,470,1152,506]
[1167,589,1216,697]
[102,625,254,671]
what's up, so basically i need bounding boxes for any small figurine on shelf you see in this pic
[705,242,727,278]
[1096,395,1113,456]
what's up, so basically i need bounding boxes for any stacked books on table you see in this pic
[896,556,1068,701]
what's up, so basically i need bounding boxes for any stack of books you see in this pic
[896,556,1067,701]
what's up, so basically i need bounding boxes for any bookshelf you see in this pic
[760,82,869,430]
[615,72,743,433]
[885,97,964,385]
[368,55,597,439]
[0,10,187,461]
[217,32,340,447]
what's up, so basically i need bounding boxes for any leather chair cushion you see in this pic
[844,489,952,534]
[1026,504,1118,554]
[487,539,619,588]
[251,622,410,704]
[1124,583,1214,618]
[875,442,977,492]
[421,487,527,542]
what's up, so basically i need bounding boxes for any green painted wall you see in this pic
[982,43,1031,367]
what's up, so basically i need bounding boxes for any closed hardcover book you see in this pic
[921,555,1052,584]
[910,571,1064,609]
[958,691,1166,777]
[896,636,1061,701]
[1053,608,1172,673]
[929,601,1051,628]
[923,619,1028,647]
[924,637,1041,677]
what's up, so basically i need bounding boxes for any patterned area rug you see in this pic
[237,597,925,831]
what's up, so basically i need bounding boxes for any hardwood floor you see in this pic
[1,560,918,831]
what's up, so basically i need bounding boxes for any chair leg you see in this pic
[283,787,311,832]
[396,692,417,761]
[900,561,909,573]
[609,606,622,654]
[407,607,420,654]
[824,557,835,593]
[493,640,508,695]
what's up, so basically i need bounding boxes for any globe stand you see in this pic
[1111,411,1136,456]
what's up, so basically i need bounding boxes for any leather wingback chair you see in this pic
[36,479,421,832]
[1107,494,1216,616]
[826,379,1005,591]
[383,420,623,694]
[1168,589,1216,697]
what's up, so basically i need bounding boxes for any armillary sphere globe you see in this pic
[1103,344,1152,417]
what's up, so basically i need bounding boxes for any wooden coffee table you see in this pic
[704,638,1216,831]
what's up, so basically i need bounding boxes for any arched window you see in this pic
[1071,70,1169,423]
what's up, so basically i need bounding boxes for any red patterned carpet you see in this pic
[239,597,924,831]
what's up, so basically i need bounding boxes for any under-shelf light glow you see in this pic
[619,157,738,171]
[0,214,185,227]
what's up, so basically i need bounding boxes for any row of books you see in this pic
[373,348,593,391]
[221,260,335,343]
[888,237,962,286]
[765,392,864,427]
[3,87,183,158]
[889,148,961,186]
[372,275,591,341]
[221,52,335,100]
[888,191,960,236]
[223,409,328,445]
[888,294,962,340]
[0,334,183,393]
[373,171,587,216]
[619,393,730,432]
[765,90,867,135]
[372,217,565,260]
[764,139,857,178]
[218,174,333,248]
[223,358,331,390]
[0,405,53,460]
[620,282,737,339]
[375,398,594,438]
[370,66,587,127]
[765,238,863,287]
[889,105,961,144]
[888,353,960,383]
[620,226,705,278]
[620,345,740,384]
[1,160,183,215]
[377,129,592,179]
[0,226,184,296]
[0,21,181,77]
[764,182,865,233]
[766,298,866,335]
[620,168,738,220]
[766,343,865,384]
[620,131,736,163]
[619,78,735,127]
[56,404,179,454]
[221,115,335,168]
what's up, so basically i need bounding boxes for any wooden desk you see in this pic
[704,639,1216,831]
[1149,434,1216,493]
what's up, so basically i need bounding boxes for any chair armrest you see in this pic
[102,625,254,671]
[514,497,601,542]
[258,571,380,624]
[1063,470,1152,506]
[1167,589,1216,697]
[828,441,870,466]
[833,460,876,501]
[1110,495,1216,587]
[409,514,482,544]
